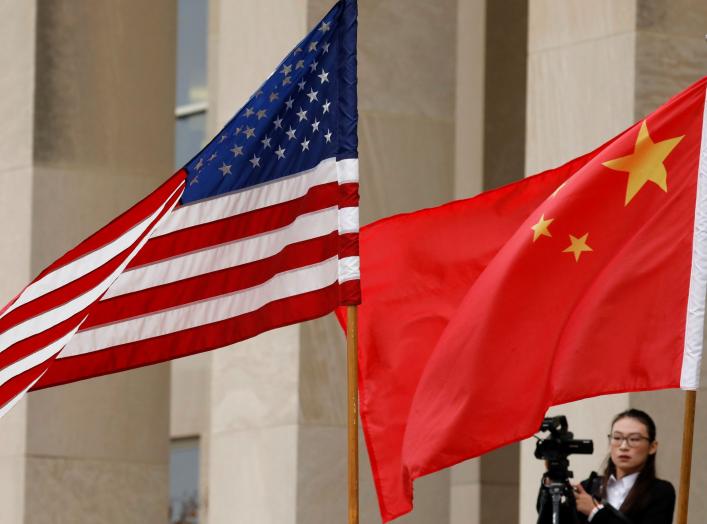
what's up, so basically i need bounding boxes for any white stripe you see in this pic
[338,207,359,234]
[0,323,82,388]
[0,373,44,419]
[156,157,339,236]
[103,206,341,299]
[681,87,707,390]
[338,256,360,283]
[0,196,172,320]
[61,257,339,357]
[0,187,183,353]
[337,158,359,183]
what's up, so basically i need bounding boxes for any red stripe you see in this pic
[82,232,340,329]
[0,187,184,333]
[339,279,361,306]
[339,233,359,258]
[128,181,340,268]
[0,310,87,372]
[34,283,341,390]
[36,171,186,281]
[0,360,52,411]
[339,182,359,208]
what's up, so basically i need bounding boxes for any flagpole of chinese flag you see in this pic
[347,305,359,523]
[677,390,697,524]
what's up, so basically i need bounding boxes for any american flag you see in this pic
[0,0,359,416]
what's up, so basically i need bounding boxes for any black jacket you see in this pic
[537,474,675,524]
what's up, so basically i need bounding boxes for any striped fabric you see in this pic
[0,175,185,416]
[0,0,359,415]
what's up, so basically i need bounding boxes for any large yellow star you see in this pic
[563,233,592,262]
[602,120,683,205]
[531,214,554,242]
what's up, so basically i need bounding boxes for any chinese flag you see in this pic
[352,77,707,522]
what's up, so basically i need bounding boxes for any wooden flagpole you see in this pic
[676,390,697,524]
[347,305,359,524]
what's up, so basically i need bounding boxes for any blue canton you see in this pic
[182,3,351,204]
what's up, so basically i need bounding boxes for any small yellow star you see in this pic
[531,214,554,242]
[563,233,593,262]
[602,120,684,205]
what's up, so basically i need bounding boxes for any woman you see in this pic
[572,409,675,523]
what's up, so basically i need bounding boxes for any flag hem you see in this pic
[681,82,707,390]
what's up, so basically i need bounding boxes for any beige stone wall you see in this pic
[0,1,36,523]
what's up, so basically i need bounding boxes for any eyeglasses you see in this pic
[607,433,651,447]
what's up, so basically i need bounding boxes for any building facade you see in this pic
[0,1,706,523]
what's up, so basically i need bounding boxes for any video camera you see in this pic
[534,415,593,482]
[535,416,594,524]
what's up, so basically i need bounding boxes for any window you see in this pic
[175,0,208,168]
[169,438,200,524]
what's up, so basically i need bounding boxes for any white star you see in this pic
[219,134,228,143]
[249,154,260,168]
[208,153,218,162]
[311,119,320,132]
[261,135,272,149]
[195,158,204,170]
[255,89,263,97]
[257,109,267,120]
[189,174,199,185]
[235,127,242,135]
[273,116,283,129]
[282,76,292,86]
[294,46,303,54]
[275,146,286,159]
[298,79,306,92]
[324,129,332,143]
[322,42,330,53]
[295,59,305,70]
[269,91,279,102]
[297,107,308,121]
[231,144,243,157]
[244,126,255,139]
[286,127,297,140]
[219,162,232,176]
[318,69,329,84]
[281,63,292,75]
[309,41,318,52]
[309,60,319,72]
[322,100,331,114]
[319,21,331,33]
[285,97,294,110]
[301,137,310,151]
[244,107,255,117]
[307,88,319,103]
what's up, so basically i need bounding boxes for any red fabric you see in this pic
[348,77,706,522]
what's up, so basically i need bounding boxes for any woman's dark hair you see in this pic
[600,409,657,513]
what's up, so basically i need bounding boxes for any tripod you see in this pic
[537,472,580,524]
[536,457,581,524]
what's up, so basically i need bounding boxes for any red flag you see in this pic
[352,77,707,522]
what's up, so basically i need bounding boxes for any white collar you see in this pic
[608,471,639,489]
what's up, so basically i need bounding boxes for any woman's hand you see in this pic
[573,483,596,515]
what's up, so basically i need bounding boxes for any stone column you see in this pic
[205,0,457,522]
[0,1,36,523]
[520,2,637,523]
[205,2,308,523]
[630,3,707,524]
[521,1,707,523]
[0,1,175,522]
